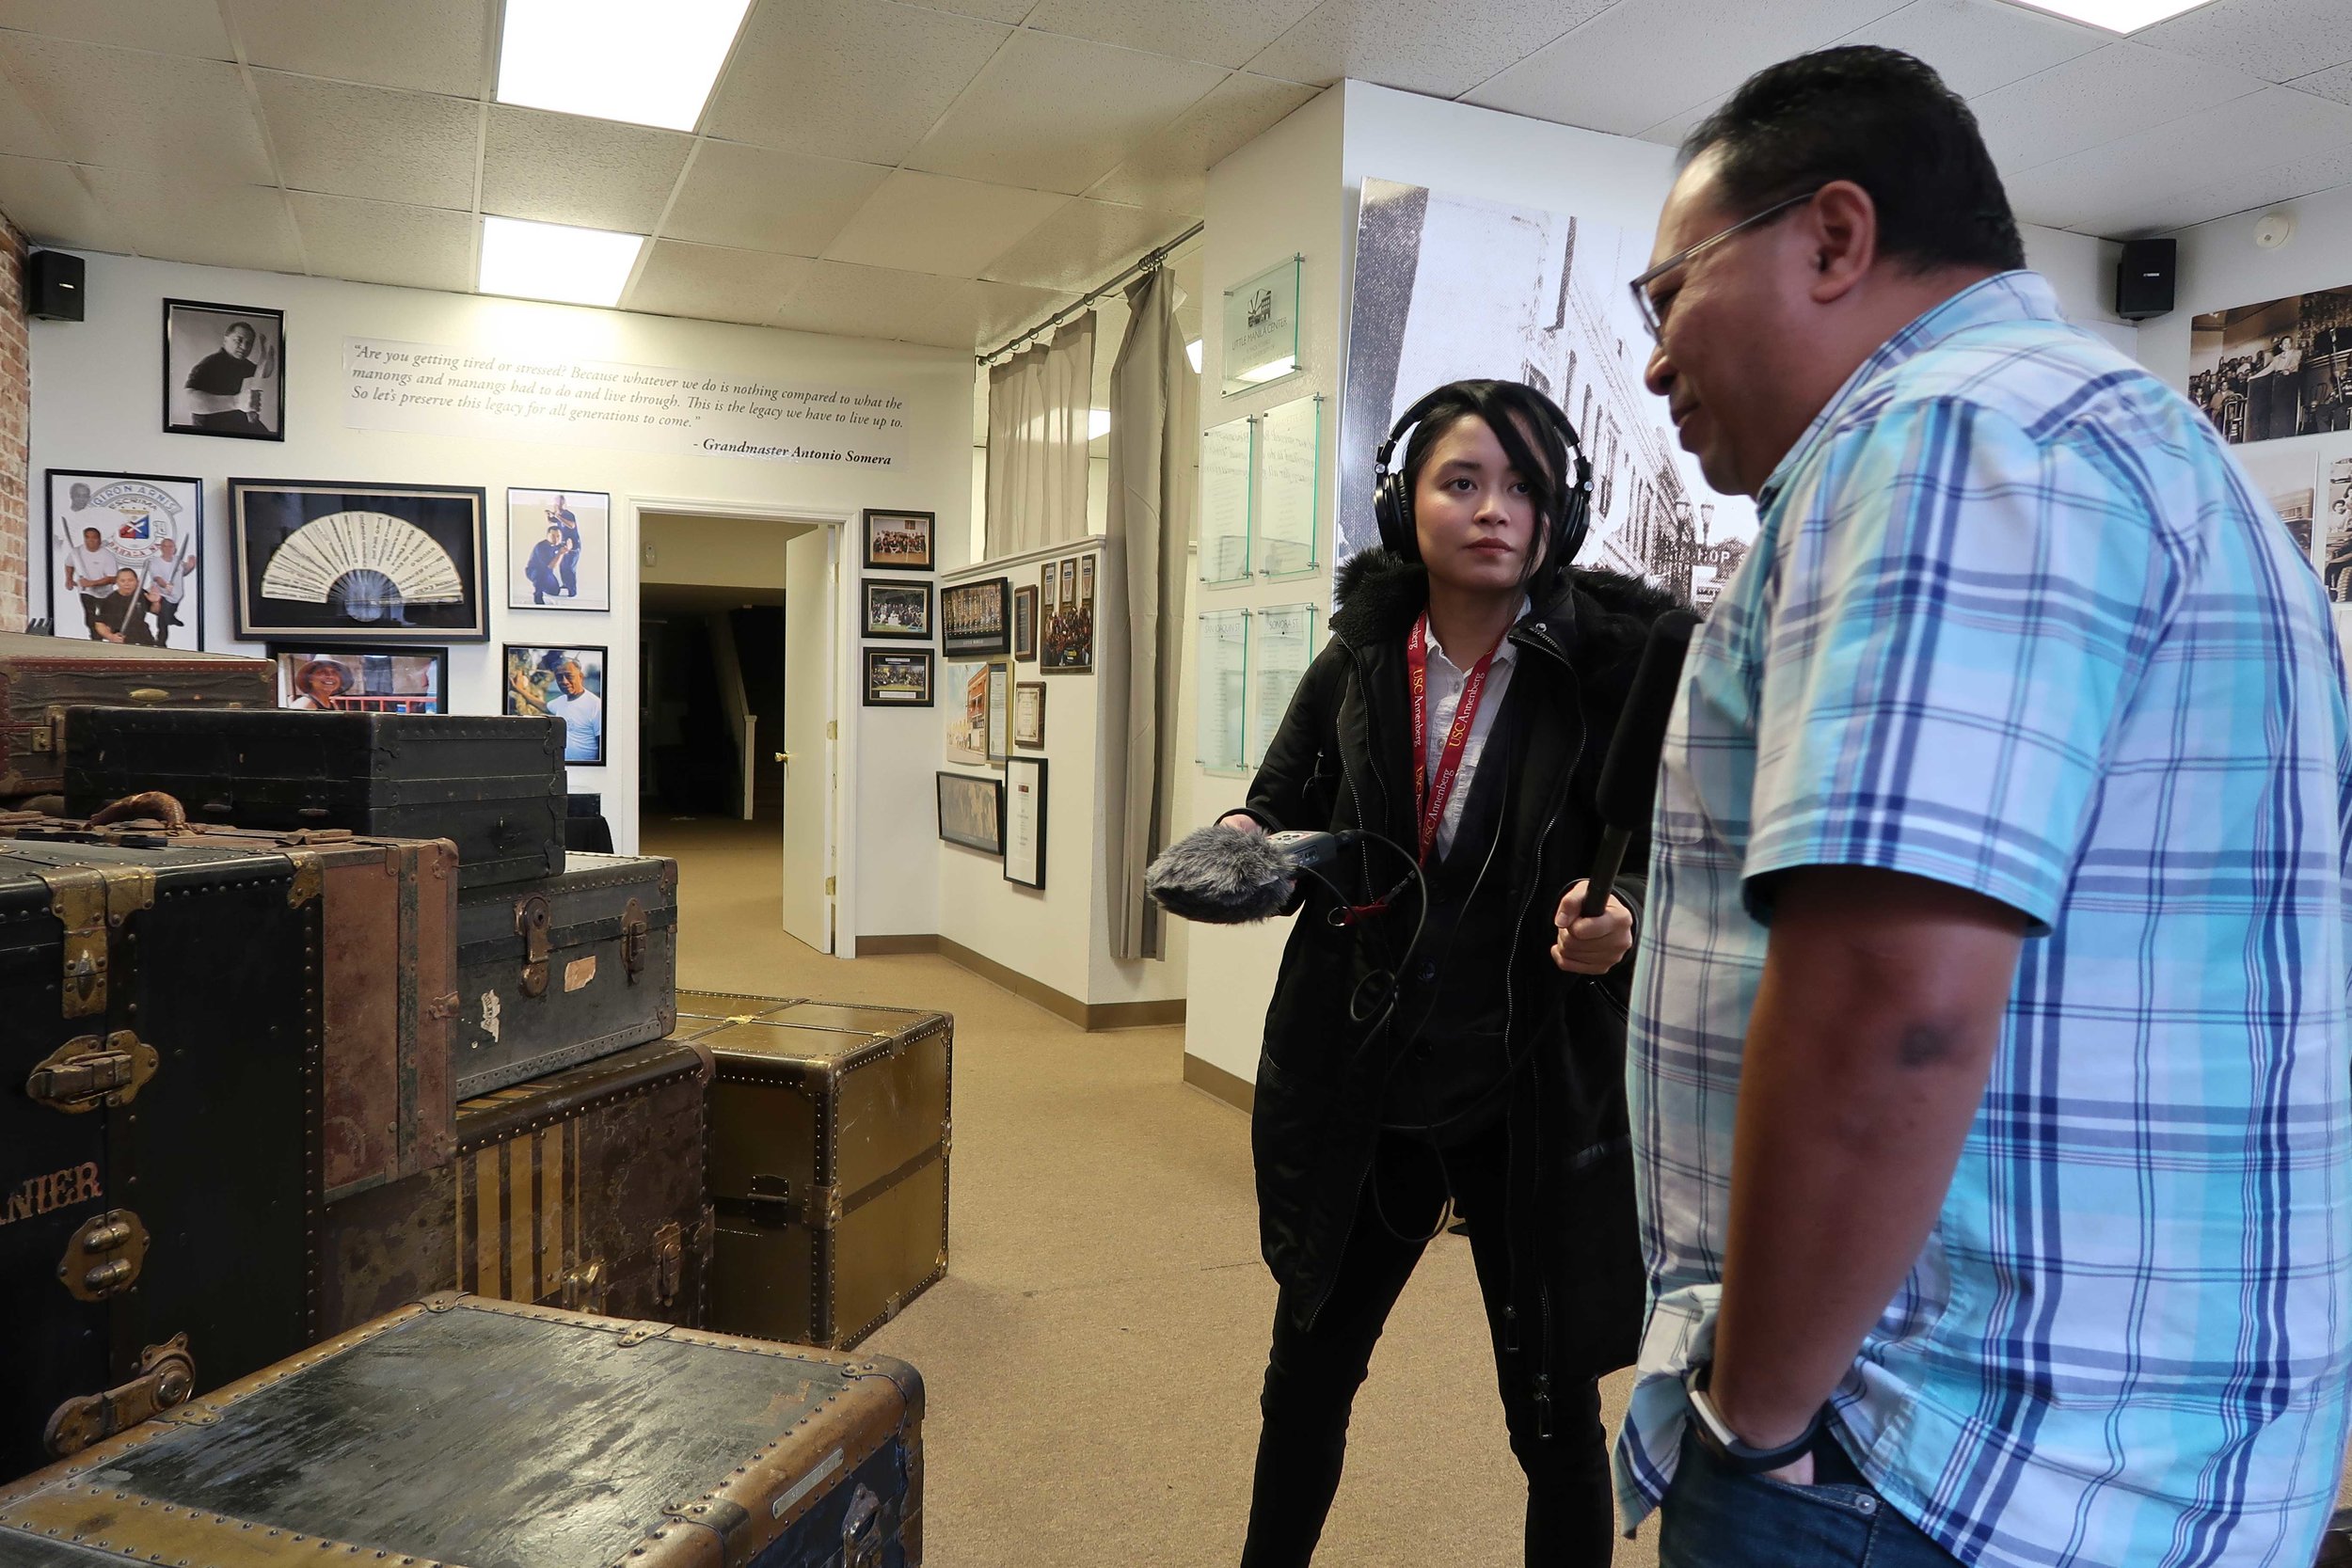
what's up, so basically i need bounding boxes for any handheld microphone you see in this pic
[1580,610,1700,919]
[1146,824,1365,925]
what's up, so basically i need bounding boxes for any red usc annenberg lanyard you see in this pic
[1407,611,1498,864]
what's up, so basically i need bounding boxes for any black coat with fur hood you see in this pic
[1233,547,1678,1373]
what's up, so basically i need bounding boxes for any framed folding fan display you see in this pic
[230,478,489,643]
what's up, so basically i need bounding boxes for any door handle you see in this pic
[775,752,790,763]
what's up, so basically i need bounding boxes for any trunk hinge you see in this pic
[516,894,552,998]
[33,864,155,1019]
[621,896,649,982]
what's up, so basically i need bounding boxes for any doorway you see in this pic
[635,502,842,955]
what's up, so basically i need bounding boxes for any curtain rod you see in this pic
[976,219,1205,367]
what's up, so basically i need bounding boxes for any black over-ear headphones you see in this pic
[1371,382,1596,586]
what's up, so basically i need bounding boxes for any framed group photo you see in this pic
[47,469,204,650]
[1041,552,1095,673]
[507,488,609,610]
[865,648,933,707]
[164,298,283,440]
[942,577,1010,658]
[232,478,487,643]
[863,578,932,640]
[937,770,1005,855]
[503,643,607,765]
[863,510,935,571]
[273,645,448,714]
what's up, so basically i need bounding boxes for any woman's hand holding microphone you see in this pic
[1550,880,1633,974]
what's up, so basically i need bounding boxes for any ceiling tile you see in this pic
[255,71,478,210]
[627,240,805,325]
[959,277,1079,346]
[0,56,61,159]
[705,0,1011,166]
[1244,0,1612,99]
[1085,72,1317,213]
[1636,91,1722,149]
[823,169,1066,277]
[662,141,889,256]
[0,0,230,57]
[2128,137,2352,235]
[482,105,691,232]
[2290,60,2352,106]
[0,34,274,183]
[0,155,123,249]
[1830,0,2106,98]
[287,190,474,291]
[1966,40,2268,171]
[899,0,1036,19]
[1463,0,1901,137]
[982,198,1193,291]
[229,0,491,96]
[906,29,1227,195]
[774,257,973,346]
[1023,0,1324,71]
[81,169,302,271]
[2133,0,2352,85]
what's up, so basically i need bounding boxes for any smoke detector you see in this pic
[2253,209,2297,251]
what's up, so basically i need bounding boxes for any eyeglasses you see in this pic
[1628,189,1821,342]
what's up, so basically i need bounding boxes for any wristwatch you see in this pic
[1683,1360,1827,1475]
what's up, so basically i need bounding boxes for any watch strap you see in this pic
[1683,1362,1829,1474]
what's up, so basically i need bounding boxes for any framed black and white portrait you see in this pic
[271,645,448,714]
[863,578,932,641]
[231,478,488,643]
[164,299,284,440]
[507,488,609,610]
[864,510,935,572]
[46,470,204,650]
[866,649,932,707]
[503,643,607,765]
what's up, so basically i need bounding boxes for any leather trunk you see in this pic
[454,850,679,1097]
[61,707,565,889]
[679,994,952,1351]
[0,1293,925,1568]
[0,839,321,1486]
[0,632,272,800]
[321,1039,713,1335]
[0,804,458,1201]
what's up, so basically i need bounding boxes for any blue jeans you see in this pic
[1659,1426,1961,1568]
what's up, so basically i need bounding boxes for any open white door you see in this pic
[779,525,836,952]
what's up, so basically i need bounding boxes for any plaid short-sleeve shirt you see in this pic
[1617,272,2352,1567]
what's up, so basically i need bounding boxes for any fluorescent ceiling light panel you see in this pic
[479,215,645,307]
[1994,0,2215,32]
[498,0,752,131]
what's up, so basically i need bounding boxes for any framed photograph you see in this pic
[1013,680,1045,750]
[231,478,488,642]
[944,658,1007,768]
[1004,756,1047,890]
[1012,585,1038,661]
[1042,553,1095,673]
[865,648,933,706]
[863,578,933,641]
[271,644,448,713]
[1041,561,1057,610]
[164,299,283,440]
[503,643,607,765]
[46,470,204,650]
[941,577,1011,658]
[863,510,935,571]
[937,770,1004,855]
[507,488,609,611]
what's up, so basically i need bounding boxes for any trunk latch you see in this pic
[27,1031,158,1113]
[43,1335,193,1457]
[516,894,553,998]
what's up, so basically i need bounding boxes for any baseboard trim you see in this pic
[933,935,1185,1032]
[854,933,940,958]
[1184,1052,1254,1114]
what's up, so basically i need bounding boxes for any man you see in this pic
[547,495,581,598]
[510,651,601,763]
[183,320,268,433]
[522,524,570,606]
[143,534,196,645]
[89,567,156,645]
[64,523,119,636]
[1615,46,2352,1568]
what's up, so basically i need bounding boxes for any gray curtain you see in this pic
[1104,267,1197,960]
[984,316,1094,558]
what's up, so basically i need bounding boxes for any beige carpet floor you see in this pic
[646,814,1656,1568]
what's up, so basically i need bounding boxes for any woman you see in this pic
[290,658,352,709]
[1217,379,1676,1565]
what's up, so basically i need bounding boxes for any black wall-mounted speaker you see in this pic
[26,250,83,322]
[2116,238,2175,322]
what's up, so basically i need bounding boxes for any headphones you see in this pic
[1371,383,1595,587]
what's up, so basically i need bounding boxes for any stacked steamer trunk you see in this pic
[0,634,274,806]
[676,994,953,1350]
[0,1295,926,1568]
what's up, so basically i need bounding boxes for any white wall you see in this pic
[28,251,968,943]
[641,510,805,591]
[1180,82,2137,1085]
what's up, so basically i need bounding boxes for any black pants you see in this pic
[1240,1121,1614,1567]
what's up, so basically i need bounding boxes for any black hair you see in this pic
[1681,45,2025,276]
[1397,378,1579,599]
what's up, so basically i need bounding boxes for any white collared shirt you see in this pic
[1420,597,1528,860]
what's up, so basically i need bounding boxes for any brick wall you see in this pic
[0,214,24,630]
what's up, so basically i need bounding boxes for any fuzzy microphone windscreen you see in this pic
[1147,824,1298,925]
